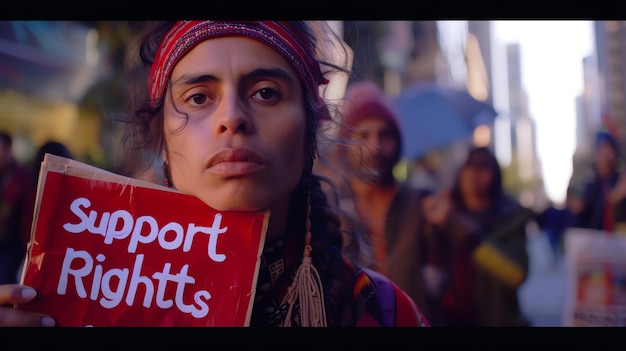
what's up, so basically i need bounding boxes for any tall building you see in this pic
[507,43,524,150]
[467,21,493,106]
[594,21,626,154]
[567,21,626,190]
[467,21,495,150]
[580,54,603,150]
[570,52,604,189]
[491,40,545,208]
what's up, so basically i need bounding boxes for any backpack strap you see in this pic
[353,265,396,327]
[352,263,429,326]
[363,268,396,327]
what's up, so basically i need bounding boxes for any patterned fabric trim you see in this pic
[353,266,429,327]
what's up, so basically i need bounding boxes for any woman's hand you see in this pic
[0,284,55,327]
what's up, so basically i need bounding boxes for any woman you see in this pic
[420,146,534,326]
[575,131,626,232]
[0,21,428,327]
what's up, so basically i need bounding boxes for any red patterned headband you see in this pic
[150,21,329,106]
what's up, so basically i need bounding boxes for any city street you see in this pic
[518,229,567,327]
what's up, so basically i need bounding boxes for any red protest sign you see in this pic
[18,154,268,327]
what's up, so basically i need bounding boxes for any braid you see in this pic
[286,171,354,326]
[307,174,355,326]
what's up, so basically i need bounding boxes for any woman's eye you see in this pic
[252,87,280,102]
[189,93,208,106]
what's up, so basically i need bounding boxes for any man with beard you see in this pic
[327,80,435,320]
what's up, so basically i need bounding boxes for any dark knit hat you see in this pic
[596,130,620,156]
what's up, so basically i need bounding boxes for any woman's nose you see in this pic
[215,90,252,134]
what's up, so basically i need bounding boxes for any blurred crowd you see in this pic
[314,79,626,326]
[2,75,626,327]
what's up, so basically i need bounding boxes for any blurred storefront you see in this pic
[0,21,126,169]
[0,21,103,163]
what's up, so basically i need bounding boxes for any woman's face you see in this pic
[458,152,495,199]
[163,37,307,212]
[595,140,618,178]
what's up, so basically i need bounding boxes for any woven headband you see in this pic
[150,21,329,106]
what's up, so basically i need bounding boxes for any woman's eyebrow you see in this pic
[170,68,295,90]
[171,73,220,88]
[239,68,295,88]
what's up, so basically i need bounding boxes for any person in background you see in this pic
[20,140,74,252]
[575,131,626,233]
[30,141,73,176]
[0,21,428,327]
[0,131,32,285]
[420,146,534,326]
[536,187,579,264]
[325,79,435,322]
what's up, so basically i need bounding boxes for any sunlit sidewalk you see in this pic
[518,229,567,327]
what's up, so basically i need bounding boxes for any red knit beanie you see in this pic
[342,80,400,131]
[340,80,403,162]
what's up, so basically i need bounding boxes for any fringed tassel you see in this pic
[280,181,327,327]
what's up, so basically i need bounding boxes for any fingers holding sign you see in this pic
[0,284,55,327]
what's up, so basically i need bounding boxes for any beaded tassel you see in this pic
[280,183,327,327]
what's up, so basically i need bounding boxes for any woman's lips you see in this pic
[205,148,267,176]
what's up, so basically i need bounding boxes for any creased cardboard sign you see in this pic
[562,228,626,327]
[18,154,268,327]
